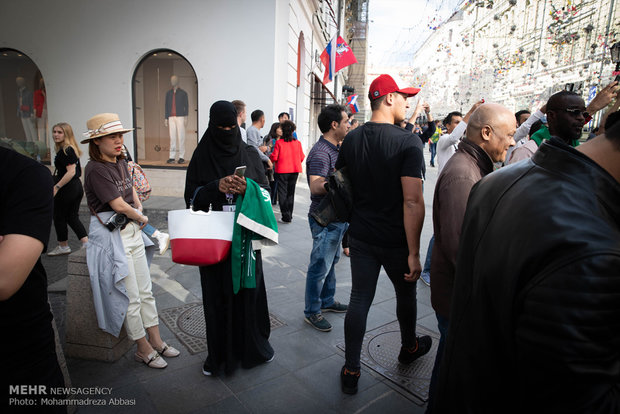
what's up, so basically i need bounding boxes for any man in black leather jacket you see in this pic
[433,122,620,412]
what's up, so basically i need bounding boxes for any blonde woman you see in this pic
[48,123,88,255]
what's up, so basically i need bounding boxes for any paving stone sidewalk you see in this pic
[44,149,439,413]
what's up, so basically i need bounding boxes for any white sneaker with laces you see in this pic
[48,245,72,256]
[155,232,170,255]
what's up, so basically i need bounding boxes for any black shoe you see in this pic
[178,158,185,164]
[340,366,360,394]
[202,360,213,376]
[166,158,176,164]
[398,335,432,364]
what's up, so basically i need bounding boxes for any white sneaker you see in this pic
[155,232,170,255]
[48,245,72,256]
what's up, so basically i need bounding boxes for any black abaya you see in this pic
[184,101,273,376]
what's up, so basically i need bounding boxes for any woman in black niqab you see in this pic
[184,100,267,209]
[184,100,274,376]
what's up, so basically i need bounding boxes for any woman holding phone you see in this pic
[83,113,179,369]
[185,100,274,377]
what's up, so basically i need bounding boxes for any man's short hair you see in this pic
[232,100,246,115]
[604,110,620,132]
[251,109,264,123]
[317,104,346,133]
[546,91,580,110]
[529,120,544,136]
[515,110,531,123]
[350,118,359,127]
[369,94,386,111]
[278,112,290,120]
[443,111,463,125]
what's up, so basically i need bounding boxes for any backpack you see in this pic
[127,161,152,202]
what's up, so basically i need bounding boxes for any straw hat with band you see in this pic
[81,113,133,144]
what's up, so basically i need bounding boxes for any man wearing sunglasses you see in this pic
[547,81,619,147]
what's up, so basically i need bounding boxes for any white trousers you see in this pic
[36,108,47,142]
[168,116,186,159]
[120,221,159,341]
[21,117,37,142]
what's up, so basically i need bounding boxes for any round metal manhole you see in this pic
[177,304,206,338]
[367,331,433,378]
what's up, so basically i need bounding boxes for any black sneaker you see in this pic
[202,360,213,376]
[321,301,348,313]
[304,314,332,332]
[166,158,176,164]
[340,366,360,394]
[398,335,432,364]
[178,158,185,164]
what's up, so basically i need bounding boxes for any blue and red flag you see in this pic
[320,36,357,84]
[346,94,359,114]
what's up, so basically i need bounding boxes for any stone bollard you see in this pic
[65,248,132,361]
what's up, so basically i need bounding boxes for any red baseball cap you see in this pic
[369,74,421,100]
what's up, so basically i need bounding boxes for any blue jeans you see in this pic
[142,223,156,237]
[422,234,434,274]
[426,313,449,413]
[429,142,437,166]
[344,236,418,371]
[304,217,348,317]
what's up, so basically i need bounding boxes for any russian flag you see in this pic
[346,94,359,114]
[321,36,357,84]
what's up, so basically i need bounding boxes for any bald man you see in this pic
[425,103,516,411]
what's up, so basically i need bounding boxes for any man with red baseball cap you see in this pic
[335,74,431,394]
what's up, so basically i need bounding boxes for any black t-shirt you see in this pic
[84,159,134,213]
[0,147,55,372]
[53,146,81,183]
[336,122,425,248]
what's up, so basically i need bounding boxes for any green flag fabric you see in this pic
[231,179,279,294]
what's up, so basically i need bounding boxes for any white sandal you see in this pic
[134,350,167,369]
[154,342,180,358]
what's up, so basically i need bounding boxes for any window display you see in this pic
[0,49,50,163]
[133,50,197,166]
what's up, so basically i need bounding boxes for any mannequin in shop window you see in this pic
[16,76,37,144]
[34,78,47,143]
[164,75,189,164]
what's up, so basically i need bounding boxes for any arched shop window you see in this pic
[0,48,50,163]
[132,49,197,166]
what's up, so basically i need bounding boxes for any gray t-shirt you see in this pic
[84,159,134,213]
[246,125,269,162]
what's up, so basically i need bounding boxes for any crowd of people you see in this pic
[1,71,619,412]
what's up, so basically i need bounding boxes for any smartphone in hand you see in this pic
[234,166,246,178]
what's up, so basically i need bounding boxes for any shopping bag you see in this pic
[168,209,235,266]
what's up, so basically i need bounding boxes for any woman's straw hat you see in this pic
[81,113,133,144]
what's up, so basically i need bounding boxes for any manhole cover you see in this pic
[337,321,439,402]
[160,303,286,355]
[178,305,206,338]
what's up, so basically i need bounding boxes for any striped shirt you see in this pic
[306,136,339,214]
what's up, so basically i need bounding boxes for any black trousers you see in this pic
[344,236,418,370]
[53,179,87,241]
[276,172,298,221]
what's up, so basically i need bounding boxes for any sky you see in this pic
[368,0,464,70]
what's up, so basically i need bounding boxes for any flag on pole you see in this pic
[320,36,358,84]
[346,94,359,113]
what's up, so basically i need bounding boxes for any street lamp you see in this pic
[610,42,620,82]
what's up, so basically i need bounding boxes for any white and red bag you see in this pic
[168,209,235,266]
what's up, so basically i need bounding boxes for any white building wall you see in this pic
[0,0,337,195]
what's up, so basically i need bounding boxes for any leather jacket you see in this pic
[435,138,620,413]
